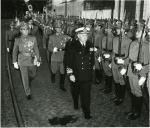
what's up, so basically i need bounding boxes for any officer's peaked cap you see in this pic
[20,22,29,30]
[75,27,90,34]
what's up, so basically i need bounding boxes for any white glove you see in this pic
[94,47,98,52]
[97,56,101,63]
[67,68,73,74]
[120,68,127,75]
[138,77,146,86]
[53,47,58,53]
[13,62,19,69]
[93,65,95,70]
[117,58,125,64]
[104,54,110,59]
[134,63,143,70]
[36,62,41,67]
[108,63,111,68]
[7,48,10,52]
[90,47,97,52]
[70,75,75,82]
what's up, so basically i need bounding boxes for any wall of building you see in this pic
[51,0,149,21]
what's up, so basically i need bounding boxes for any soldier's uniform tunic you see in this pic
[112,35,132,85]
[94,29,105,83]
[48,34,70,74]
[101,34,113,76]
[101,33,113,93]
[65,39,94,118]
[29,24,42,48]
[111,34,132,104]
[127,40,142,97]
[13,35,40,96]
[6,28,19,55]
[139,39,149,92]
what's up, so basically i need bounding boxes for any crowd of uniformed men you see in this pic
[5,6,149,120]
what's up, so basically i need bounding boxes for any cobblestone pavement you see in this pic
[1,20,18,127]
[1,19,149,127]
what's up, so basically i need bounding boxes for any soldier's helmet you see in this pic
[10,21,15,27]
[115,20,122,29]
[137,19,145,32]
[95,20,104,28]
[86,19,94,27]
[54,20,62,28]
[19,22,29,30]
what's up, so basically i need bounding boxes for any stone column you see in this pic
[113,0,120,19]
[135,0,142,22]
[120,0,125,21]
[143,0,150,20]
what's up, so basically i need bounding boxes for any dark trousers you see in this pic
[70,81,92,116]
[20,65,37,96]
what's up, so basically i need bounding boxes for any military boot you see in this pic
[51,73,55,83]
[103,76,112,94]
[113,83,120,102]
[114,85,126,105]
[127,96,143,120]
[60,74,66,91]
[125,94,136,116]
[95,69,100,84]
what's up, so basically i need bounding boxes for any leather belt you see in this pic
[115,54,125,57]
[21,53,32,56]
[103,49,112,52]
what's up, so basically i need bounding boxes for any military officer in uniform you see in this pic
[28,18,42,48]
[48,20,71,91]
[112,21,132,105]
[99,22,114,93]
[137,27,150,111]
[6,21,19,58]
[126,22,146,120]
[13,22,40,100]
[94,21,105,84]
[65,27,94,119]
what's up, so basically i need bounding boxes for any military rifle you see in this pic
[114,21,125,65]
[102,22,112,63]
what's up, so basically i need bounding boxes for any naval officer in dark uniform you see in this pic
[65,27,94,119]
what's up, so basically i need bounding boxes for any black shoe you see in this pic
[74,105,79,110]
[95,79,100,84]
[84,115,92,119]
[127,113,140,120]
[51,74,55,83]
[110,96,118,101]
[124,111,134,115]
[114,98,123,105]
[60,86,67,92]
[26,95,31,100]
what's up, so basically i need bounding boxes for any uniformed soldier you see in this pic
[111,21,132,105]
[13,22,40,100]
[137,28,150,111]
[126,21,146,120]
[6,21,19,57]
[65,27,94,119]
[94,21,105,84]
[48,20,71,91]
[99,22,114,94]
[28,18,42,48]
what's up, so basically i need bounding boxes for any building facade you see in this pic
[52,0,149,21]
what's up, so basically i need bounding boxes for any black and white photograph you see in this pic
[1,0,150,127]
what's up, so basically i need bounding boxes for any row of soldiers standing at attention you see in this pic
[6,11,149,120]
